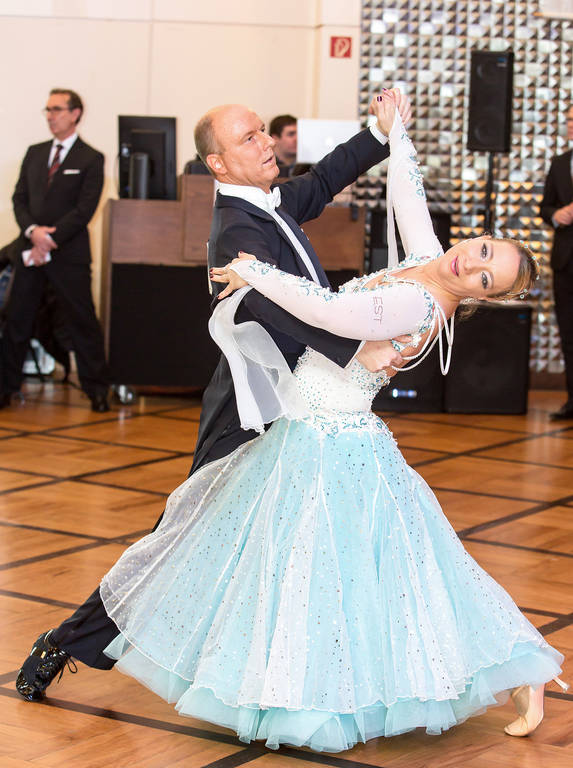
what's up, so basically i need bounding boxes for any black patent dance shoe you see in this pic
[549,400,573,421]
[15,631,77,701]
[90,393,110,413]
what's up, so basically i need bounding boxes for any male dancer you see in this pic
[16,91,411,700]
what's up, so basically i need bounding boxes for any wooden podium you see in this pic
[102,177,366,388]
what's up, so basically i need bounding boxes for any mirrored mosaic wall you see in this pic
[357,0,573,375]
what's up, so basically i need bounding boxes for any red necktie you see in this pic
[47,144,63,186]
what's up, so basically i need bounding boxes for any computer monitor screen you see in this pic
[118,115,177,200]
[296,119,360,164]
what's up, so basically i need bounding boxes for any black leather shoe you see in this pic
[90,394,110,413]
[549,403,573,421]
[15,631,77,701]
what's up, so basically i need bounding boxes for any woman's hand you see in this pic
[369,90,398,137]
[369,88,411,135]
[210,251,257,300]
[355,339,404,373]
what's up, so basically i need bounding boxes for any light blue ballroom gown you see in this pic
[99,115,563,753]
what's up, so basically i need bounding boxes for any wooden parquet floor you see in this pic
[0,380,572,768]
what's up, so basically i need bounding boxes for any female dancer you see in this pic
[98,93,564,752]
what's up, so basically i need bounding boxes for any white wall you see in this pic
[0,0,361,305]
[314,0,361,118]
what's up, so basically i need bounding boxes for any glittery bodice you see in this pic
[294,348,388,418]
[291,261,437,430]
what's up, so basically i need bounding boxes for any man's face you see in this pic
[209,106,278,191]
[45,93,80,141]
[274,124,297,162]
[567,106,573,141]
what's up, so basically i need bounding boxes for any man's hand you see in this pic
[30,225,56,252]
[390,88,412,127]
[356,339,405,373]
[27,245,51,266]
[369,88,412,133]
[554,204,573,227]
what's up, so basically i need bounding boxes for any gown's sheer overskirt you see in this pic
[101,414,562,752]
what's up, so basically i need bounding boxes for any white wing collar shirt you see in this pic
[216,182,322,285]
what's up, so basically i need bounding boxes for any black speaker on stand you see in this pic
[467,50,514,153]
[373,304,532,414]
[467,50,514,232]
[444,303,531,414]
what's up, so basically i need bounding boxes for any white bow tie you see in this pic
[263,186,281,213]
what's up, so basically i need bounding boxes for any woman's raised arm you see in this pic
[380,93,443,263]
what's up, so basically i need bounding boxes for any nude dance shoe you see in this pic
[504,677,569,737]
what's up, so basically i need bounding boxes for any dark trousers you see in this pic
[553,264,573,403]
[2,258,109,399]
[51,413,255,669]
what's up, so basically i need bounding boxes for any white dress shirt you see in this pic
[48,132,78,167]
[216,182,322,284]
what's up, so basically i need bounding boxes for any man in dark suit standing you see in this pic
[15,93,410,701]
[1,88,110,412]
[540,104,573,420]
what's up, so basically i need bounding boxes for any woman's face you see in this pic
[439,236,520,299]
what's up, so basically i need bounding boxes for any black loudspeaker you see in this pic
[444,304,531,414]
[109,264,220,387]
[373,345,444,413]
[374,304,531,414]
[128,153,149,199]
[467,50,514,153]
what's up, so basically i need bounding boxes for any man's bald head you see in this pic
[194,104,256,163]
[194,105,228,167]
[194,104,278,191]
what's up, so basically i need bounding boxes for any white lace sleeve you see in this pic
[228,260,433,341]
[386,113,444,266]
